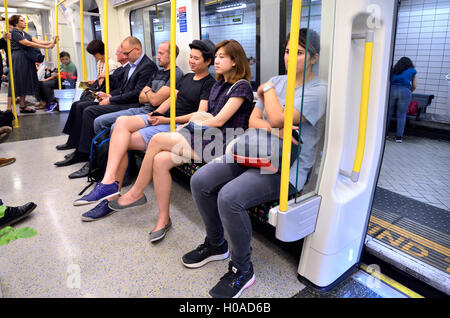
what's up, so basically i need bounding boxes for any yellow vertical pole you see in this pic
[279,0,302,212]
[169,0,177,132]
[44,35,49,61]
[25,14,28,33]
[3,0,19,128]
[80,0,87,82]
[103,0,110,94]
[55,1,62,89]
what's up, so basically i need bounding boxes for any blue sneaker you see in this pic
[81,200,116,222]
[74,181,119,206]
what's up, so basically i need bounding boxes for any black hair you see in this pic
[285,28,320,56]
[86,39,105,56]
[392,57,415,75]
[60,51,70,59]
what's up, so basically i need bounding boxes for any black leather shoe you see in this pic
[54,152,89,167]
[0,202,37,229]
[64,151,77,160]
[56,143,76,151]
[69,162,90,179]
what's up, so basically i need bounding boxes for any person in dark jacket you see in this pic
[54,36,158,167]
[7,15,55,113]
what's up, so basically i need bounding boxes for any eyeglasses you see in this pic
[121,47,137,57]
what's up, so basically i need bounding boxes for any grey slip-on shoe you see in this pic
[108,194,147,211]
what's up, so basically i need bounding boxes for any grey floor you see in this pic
[0,100,432,298]
[0,113,306,298]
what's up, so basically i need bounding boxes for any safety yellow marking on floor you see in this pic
[370,215,450,257]
[360,264,423,298]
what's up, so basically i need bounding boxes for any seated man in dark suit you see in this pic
[55,36,158,167]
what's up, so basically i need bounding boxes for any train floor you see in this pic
[1,103,445,298]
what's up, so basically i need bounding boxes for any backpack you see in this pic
[0,110,15,128]
[78,128,139,196]
[88,128,111,183]
[78,128,110,195]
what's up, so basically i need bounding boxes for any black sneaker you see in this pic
[0,202,37,229]
[209,261,256,298]
[182,238,229,268]
[395,136,402,143]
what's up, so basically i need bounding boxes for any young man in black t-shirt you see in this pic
[77,39,217,221]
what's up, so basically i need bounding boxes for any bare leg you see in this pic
[117,132,197,206]
[7,97,12,111]
[152,151,189,231]
[102,116,147,184]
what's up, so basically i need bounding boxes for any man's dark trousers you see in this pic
[62,100,99,147]
[77,103,140,155]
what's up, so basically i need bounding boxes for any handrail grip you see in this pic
[341,30,374,183]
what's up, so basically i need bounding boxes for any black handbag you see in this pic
[230,128,300,173]
[25,47,45,63]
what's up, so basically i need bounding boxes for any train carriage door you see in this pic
[297,0,397,288]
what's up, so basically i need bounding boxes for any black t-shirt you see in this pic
[173,73,216,117]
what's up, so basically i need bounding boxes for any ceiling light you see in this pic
[216,3,247,12]
[29,0,45,3]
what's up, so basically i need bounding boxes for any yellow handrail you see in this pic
[351,31,374,182]
[55,0,66,90]
[80,0,87,82]
[44,35,49,62]
[25,14,28,33]
[279,0,302,212]
[103,0,110,94]
[169,0,177,132]
[3,0,19,128]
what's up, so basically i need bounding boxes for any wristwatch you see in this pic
[263,83,274,93]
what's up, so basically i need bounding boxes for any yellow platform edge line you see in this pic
[360,264,424,298]
[370,215,450,257]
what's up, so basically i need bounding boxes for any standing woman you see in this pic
[7,15,55,113]
[387,57,417,143]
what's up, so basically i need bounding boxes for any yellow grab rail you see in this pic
[169,0,177,132]
[44,35,49,61]
[55,0,66,90]
[351,30,374,182]
[103,0,110,94]
[279,0,302,212]
[80,0,87,82]
[3,0,19,128]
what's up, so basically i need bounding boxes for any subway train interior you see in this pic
[0,0,449,300]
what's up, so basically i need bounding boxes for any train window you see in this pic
[281,0,329,199]
[279,0,322,75]
[130,1,171,63]
[199,0,260,90]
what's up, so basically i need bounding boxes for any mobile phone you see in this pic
[150,112,165,117]
[88,90,102,100]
